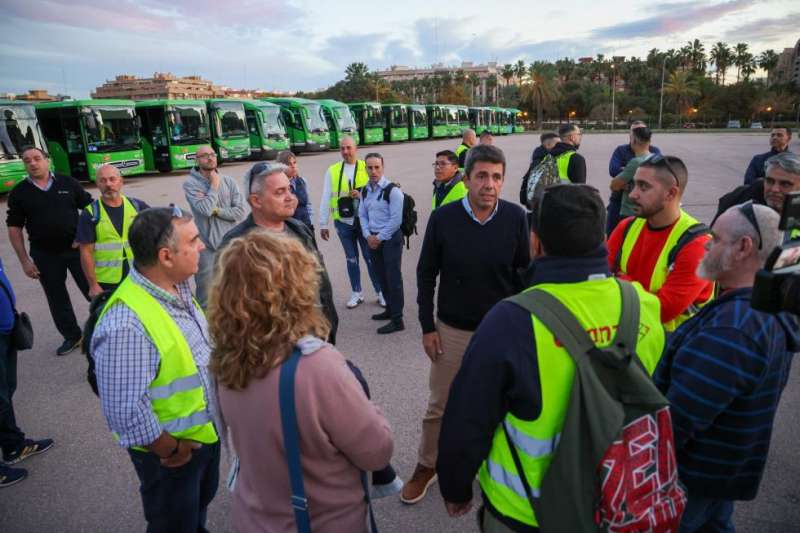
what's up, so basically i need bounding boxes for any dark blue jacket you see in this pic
[290,176,313,228]
[744,148,792,185]
[0,258,16,334]
[608,143,660,177]
[654,287,799,500]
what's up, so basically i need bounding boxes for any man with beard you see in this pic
[654,203,798,532]
[607,155,714,333]
[182,145,246,308]
[77,165,149,298]
[744,127,793,185]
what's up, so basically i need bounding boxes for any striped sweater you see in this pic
[654,287,799,500]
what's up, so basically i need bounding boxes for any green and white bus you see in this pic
[265,97,330,153]
[35,99,145,181]
[0,100,50,193]
[454,105,470,136]
[348,102,384,145]
[510,108,525,133]
[205,99,251,162]
[242,100,289,160]
[426,104,449,138]
[135,99,210,172]
[492,107,514,135]
[317,99,359,148]
[469,107,494,135]
[407,105,429,140]
[381,103,409,143]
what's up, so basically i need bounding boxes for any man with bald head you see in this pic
[318,136,383,309]
[607,155,714,333]
[182,144,246,308]
[76,164,149,298]
[455,129,477,172]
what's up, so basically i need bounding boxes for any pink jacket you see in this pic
[218,342,393,533]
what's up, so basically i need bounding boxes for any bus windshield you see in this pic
[411,108,427,124]
[303,103,328,133]
[392,107,408,127]
[458,109,469,123]
[261,107,285,135]
[168,105,210,145]
[212,102,248,139]
[0,105,46,160]
[430,107,446,125]
[83,106,140,152]
[447,108,459,123]
[335,107,357,130]
[364,106,383,128]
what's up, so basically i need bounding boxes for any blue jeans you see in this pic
[369,230,404,321]
[128,441,221,533]
[679,495,735,533]
[0,333,25,457]
[334,219,381,294]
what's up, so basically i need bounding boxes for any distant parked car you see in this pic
[727,120,742,128]
[751,122,764,129]
[683,122,696,129]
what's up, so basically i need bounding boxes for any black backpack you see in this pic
[382,183,418,249]
[82,290,115,396]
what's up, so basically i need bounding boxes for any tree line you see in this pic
[299,40,800,129]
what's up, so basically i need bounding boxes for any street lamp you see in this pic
[569,110,576,123]
[610,64,616,130]
[658,55,667,130]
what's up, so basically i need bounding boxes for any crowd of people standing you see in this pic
[1,125,798,533]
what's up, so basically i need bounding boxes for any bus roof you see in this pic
[134,99,206,108]
[35,99,135,109]
[241,100,280,110]
[263,97,319,107]
[380,103,405,108]
[407,104,426,110]
[0,99,37,107]
[348,102,381,109]
[315,99,349,109]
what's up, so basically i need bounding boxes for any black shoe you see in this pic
[371,311,391,321]
[4,439,54,465]
[377,320,405,334]
[0,466,27,488]
[56,338,81,356]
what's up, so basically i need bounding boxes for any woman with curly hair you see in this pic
[209,231,393,533]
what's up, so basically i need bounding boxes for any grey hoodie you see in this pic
[182,168,247,251]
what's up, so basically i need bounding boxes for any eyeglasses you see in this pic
[432,161,455,168]
[737,202,763,250]
[644,153,680,187]
[154,204,184,249]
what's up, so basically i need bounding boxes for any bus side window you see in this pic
[61,110,83,154]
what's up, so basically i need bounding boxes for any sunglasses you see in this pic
[154,204,184,248]
[737,202,762,250]
[644,153,680,187]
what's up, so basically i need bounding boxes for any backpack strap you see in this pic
[279,347,312,533]
[667,223,709,269]
[382,182,397,203]
[89,199,102,225]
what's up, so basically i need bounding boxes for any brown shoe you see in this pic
[400,463,437,504]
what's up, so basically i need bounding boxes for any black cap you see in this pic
[533,183,606,256]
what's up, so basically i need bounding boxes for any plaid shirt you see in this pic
[91,268,216,449]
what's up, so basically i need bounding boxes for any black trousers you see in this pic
[0,333,24,456]
[128,441,221,533]
[30,247,90,341]
[369,230,404,322]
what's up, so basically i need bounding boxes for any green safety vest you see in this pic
[478,277,664,527]
[328,160,369,221]
[432,180,467,210]
[99,277,218,450]
[86,196,138,284]
[455,143,469,171]
[555,151,575,181]
[618,209,713,332]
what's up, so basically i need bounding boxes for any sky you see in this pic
[1,0,798,98]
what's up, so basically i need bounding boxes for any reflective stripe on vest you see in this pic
[478,278,665,527]
[87,196,138,284]
[327,160,369,221]
[432,180,467,210]
[555,151,575,181]
[618,210,712,331]
[99,277,218,449]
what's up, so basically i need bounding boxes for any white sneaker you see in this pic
[371,476,404,499]
[346,292,364,309]
[376,292,387,308]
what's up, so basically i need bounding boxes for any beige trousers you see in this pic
[417,320,474,468]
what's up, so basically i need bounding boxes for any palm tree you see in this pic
[486,74,498,104]
[521,64,559,130]
[663,71,700,126]
[759,50,780,86]
[468,73,480,105]
[688,39,706,74]
[741,53,757,81]
[709,42,732,85]
[514,60,527,85]
[345,62,370,81]
[734,43,749,82]
[501,64,515,87]
[555,58,576,82]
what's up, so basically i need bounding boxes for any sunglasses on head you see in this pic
[644,153,680,187]
[155,204,184,248]
[737,202,762,250]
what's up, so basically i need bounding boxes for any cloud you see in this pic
[4,0,175,32]
[722,11,800,44]
[592,0,756,40]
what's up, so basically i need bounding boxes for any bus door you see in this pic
[141,107,169,171]
[60,107,88,178]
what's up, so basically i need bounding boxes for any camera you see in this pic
[752,192,800,314]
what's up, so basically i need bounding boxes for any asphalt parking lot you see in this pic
[1,131,798,532]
